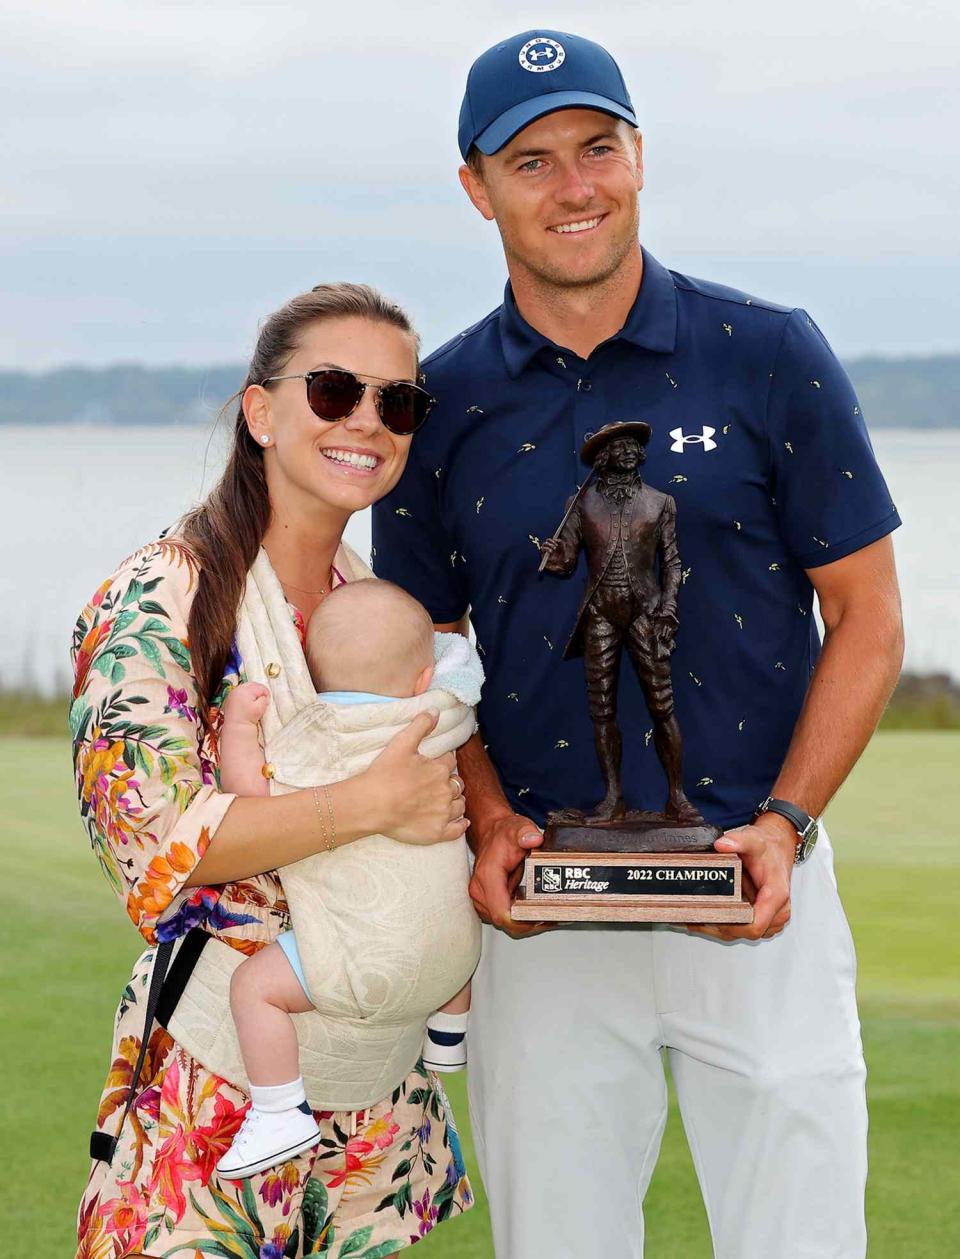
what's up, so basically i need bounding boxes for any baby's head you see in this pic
[305,580,435,699]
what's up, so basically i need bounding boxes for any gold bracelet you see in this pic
[312,785,337,852]
[322,783,336,851]
[311,785,327,849]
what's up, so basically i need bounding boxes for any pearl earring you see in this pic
[260,434,270,445]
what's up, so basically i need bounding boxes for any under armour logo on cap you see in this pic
[670,427,718,453]
[518,37,565,73]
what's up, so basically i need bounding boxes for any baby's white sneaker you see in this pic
[217,1102,320,1179]
[217,1081,321,1179]
[422,1011,469,1073]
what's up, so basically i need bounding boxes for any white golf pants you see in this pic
[468,829,867,1258]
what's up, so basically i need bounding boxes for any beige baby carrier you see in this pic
[164,545,481,1111]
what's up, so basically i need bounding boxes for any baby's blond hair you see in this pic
[305,580,435,697]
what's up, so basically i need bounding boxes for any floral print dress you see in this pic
[71,539,473,1259]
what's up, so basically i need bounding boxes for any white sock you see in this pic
[423,1011,469,1071]
[249,1077,307,1114]
[426,1011,469,1034]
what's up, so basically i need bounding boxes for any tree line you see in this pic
[1,356,958,428]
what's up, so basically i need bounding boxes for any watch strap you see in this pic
[754,797,819,864]
[757,797,814,838]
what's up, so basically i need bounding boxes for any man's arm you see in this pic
[436,614,548,938]
[696,534,904,941]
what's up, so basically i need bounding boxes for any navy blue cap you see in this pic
[458,30,637,162]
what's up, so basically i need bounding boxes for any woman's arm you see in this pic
[71,542,239,943]
[186,709,466,886]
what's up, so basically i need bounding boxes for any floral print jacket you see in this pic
[70,540,472,1258]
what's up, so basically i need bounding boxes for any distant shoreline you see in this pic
[2,356,960,428]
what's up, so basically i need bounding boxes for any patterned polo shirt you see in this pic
[371,249,900,830]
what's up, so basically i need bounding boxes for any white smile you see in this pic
[320,447,381,472]
[549,215,605,234]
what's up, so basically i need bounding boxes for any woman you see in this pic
[71,284,472,1258]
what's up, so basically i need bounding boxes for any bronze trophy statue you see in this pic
[512,422,753,924]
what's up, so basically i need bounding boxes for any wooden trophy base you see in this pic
[511,816,754,923]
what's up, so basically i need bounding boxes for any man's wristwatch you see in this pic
[753,797,819,864]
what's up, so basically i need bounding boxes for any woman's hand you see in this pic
[363,710,468,845]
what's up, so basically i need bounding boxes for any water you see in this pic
[1,424,956,693]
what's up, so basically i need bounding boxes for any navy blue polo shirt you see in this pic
[372,249,900,831]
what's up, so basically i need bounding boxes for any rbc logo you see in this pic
[519,37,565,73]
[670,426,718,453]
[541,867,562,891]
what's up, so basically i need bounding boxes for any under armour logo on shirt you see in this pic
[670,426,718,453]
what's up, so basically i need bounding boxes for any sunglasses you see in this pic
[260,368,436,436]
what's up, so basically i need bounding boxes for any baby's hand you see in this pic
[223,682,270,727]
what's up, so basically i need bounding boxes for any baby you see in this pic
[215,580,473,1179]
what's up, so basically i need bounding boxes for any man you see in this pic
[373,29,903,1259]
[540,423,698,823]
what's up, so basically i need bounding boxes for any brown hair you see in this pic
[179,283,418,716]
[465,145,484,176]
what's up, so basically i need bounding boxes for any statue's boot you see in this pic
[584,793,626,823]
[665,791,706,826]
[584,721,626,822]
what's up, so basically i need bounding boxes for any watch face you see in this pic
[799,822,819,861]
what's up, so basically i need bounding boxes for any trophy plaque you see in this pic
[512,421,753,925]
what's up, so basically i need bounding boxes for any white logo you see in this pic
[519,37,565,73]
[541,866,562,891]
[670,426,718,453]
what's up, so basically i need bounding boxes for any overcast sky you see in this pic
[2,0,958,369]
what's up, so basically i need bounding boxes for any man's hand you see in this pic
[687,812,797,942]
[468,811,552,938]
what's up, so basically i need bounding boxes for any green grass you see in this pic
[4,683,957,739]
[1,734,957,1256]
[0,689,72,737]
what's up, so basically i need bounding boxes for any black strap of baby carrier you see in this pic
[89,937,175,1164]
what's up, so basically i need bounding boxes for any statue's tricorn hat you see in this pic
[580,420,652,466]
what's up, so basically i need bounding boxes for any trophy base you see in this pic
[511,850,754,924]
[542,811,721,854]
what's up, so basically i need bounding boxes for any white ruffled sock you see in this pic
[249,1077,307,1114]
